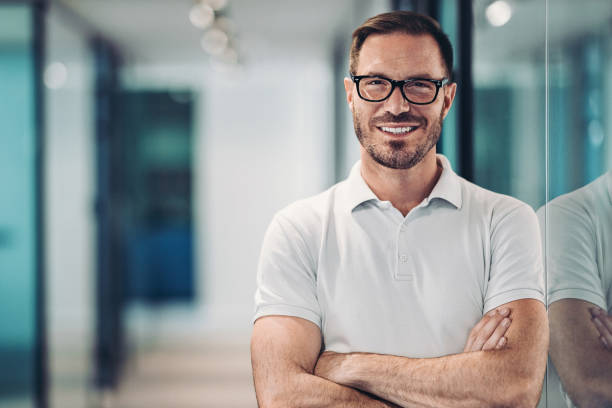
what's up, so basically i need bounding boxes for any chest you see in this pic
[315,205,492,357]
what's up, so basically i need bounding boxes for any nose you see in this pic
[383,85,410,115]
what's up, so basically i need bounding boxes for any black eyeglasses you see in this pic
[351,75,449,105]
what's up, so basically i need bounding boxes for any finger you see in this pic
[498,307,510,317]
[464,316,492,352]
[464,319,487,352]
[470,312,507,352]
[597,314,612,333]
[482,317,512,351]
[593,317,612,350]
[486,307,510,318]
[601,336,610,350]
[464,308,510,352]
[495,336,507,350]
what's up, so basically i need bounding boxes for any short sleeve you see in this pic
[484,203,545,313]
[253,213,321,328]
[540,201,605,309]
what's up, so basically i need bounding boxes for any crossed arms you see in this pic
[251,298,548,408]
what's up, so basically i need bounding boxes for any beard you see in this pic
[354,109,444,170]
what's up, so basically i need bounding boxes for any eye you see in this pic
[412,80,430,88]
[364,78,386,86]
[405,80,435,92]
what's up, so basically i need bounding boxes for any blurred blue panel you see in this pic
[127,226,193,301]
[582,38,605,183]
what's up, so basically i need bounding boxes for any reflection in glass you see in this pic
[538,172,612,407]
[473,0,546,208]
[544,1,612,406]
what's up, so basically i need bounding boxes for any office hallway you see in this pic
[109,336,256,408]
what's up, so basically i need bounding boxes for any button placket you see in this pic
[395,220,413,281]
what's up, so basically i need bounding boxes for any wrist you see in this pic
[340,353,369,389]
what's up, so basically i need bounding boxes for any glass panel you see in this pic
[544,1,612,407]
[0,4,37,408]
[44,4,96,407]
[473,0,546,208]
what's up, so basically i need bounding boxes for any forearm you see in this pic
[550,301,612,408]
[567,379,612,408]
[316,299,548,408]
[554,350,612,408]
[255,369,398,408]
[331,349,544,408]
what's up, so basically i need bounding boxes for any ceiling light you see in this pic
[215,16,234,33]
[204,0,228,11]
[218,47,238,65]
[44,62,68,90]
[201,28,229,55]
[486,0,512,27]
[189,3,214,29]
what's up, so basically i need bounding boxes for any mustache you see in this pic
[370,112,426,127]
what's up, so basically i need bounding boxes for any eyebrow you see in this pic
[362,72,437,80]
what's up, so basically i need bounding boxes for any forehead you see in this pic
[356,32,445,78]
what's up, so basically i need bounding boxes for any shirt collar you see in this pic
[345,161,379,211]
[344,154,463,213]
[429,154,462,209]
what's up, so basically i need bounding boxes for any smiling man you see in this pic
[251,11,548,408]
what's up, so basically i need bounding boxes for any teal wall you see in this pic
[0,4,37,403]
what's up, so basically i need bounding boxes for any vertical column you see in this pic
[0,1,46,407]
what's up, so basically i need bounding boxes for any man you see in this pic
[251,11,548,407]
[537,171,612,408]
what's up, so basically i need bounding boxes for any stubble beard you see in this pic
[354,109,444,170]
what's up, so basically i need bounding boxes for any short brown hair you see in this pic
[349,11,453,79]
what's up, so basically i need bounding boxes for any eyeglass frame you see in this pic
[350,74,449,105]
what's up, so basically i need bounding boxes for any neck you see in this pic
[360,148,442,217]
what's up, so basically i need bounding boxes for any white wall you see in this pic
[195,56,335,332]
[45,5,96,407]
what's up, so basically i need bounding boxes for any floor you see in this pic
[107,336,257,408]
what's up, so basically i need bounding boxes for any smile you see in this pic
[378,126,418,135]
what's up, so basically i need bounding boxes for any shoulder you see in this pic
[458,177,536,224]
[536,173,612,236]
[542,172,610,218]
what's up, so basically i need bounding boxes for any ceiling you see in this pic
[474,0,612,62]
[56,0,358,66]
[55,0,612,74]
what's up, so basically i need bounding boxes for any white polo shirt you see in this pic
[254,155,544,358]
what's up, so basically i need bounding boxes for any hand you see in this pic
[314,351,347,384]
[463,307,512,352]
[590,307,612,350]
[315,352,402,408]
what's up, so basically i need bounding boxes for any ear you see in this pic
[441,81,457,120]
[344,77,354,112]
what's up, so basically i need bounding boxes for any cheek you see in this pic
[356,104,379,126]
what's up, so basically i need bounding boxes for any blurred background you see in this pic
[0,0,610,407]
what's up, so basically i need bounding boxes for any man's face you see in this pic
[345,32,456,169]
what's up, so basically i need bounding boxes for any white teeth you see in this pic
[380,126,414,134]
